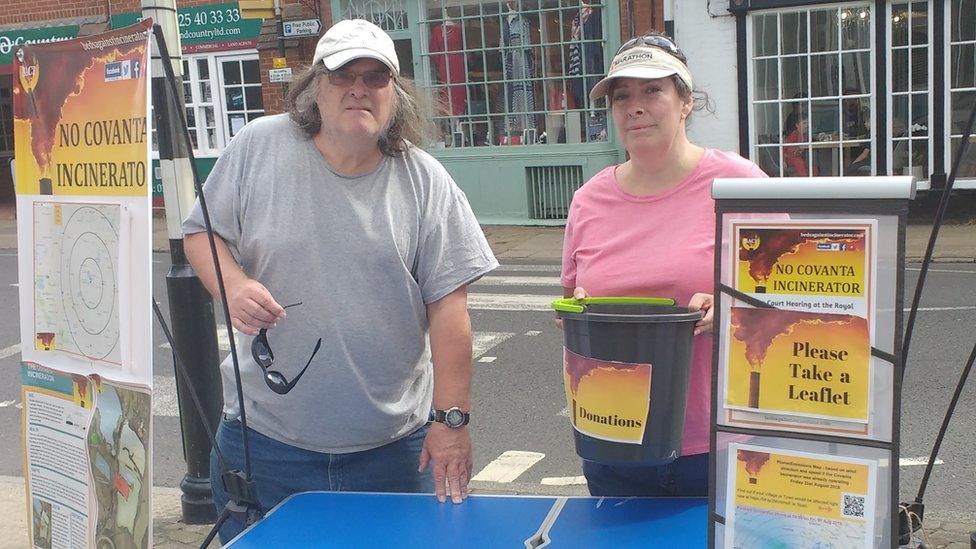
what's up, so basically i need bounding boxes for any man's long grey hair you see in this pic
[286,63,437,156]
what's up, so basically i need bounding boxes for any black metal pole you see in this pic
[143,0,223,524]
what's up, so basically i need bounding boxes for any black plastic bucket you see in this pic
[553,297,702,466]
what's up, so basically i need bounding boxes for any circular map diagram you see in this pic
[58,205,120,361]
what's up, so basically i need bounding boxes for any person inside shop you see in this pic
[559,33,767,497]
[182,19,498,542]
[783,113,817,176]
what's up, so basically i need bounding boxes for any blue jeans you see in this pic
[582,452,709,497]
[210,418,433,543]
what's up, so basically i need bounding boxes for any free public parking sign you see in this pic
[282,19,322,38]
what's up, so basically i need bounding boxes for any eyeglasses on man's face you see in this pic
[326,69,393,89]
[617,35,687,64]
[251,302,322,395]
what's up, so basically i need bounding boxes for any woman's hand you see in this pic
[226,278,286,336]
[555,287,590,329]
[689,293,714,336]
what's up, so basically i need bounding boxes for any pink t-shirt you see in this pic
[560,148,767,456]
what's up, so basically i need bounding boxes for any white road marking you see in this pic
[9,283,17,287]
[524,330,542,336]
[909,306,976,312]
[471,451,545,483]
[475,276,561,286]
[0,400,19,409]
[464,294,976,313]
[906,267,976,274]
[478,356,496,363]
[495,264,561,273]
[467,294,556,311]
[557,407,569,417]
[898,456,944,467]
[473,332,515,359]
[0,343,21,360]
[541,476,587,486]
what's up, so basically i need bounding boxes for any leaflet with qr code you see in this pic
[842,493,866,518]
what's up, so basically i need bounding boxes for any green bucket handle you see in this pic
[551,296,677,314]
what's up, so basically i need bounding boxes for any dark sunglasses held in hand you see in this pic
[251,302,322,395]
[327,69,392,89]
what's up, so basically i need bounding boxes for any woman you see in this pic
[783,114,817,176]
[183,19,497,541]
[560,34,767,497]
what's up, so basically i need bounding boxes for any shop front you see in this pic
[331,0,627,224]
[673,0,975,191]
[112,2,265,208]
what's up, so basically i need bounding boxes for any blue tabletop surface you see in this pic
[226,491,708,548]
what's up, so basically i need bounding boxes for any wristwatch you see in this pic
[430,407,470,428]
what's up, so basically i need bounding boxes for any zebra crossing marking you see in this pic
[470,451,545,483]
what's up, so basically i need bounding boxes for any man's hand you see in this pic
[419,423,472,504]
[226,278,286,336]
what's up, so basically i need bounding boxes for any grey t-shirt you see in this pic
[183,114,498,453]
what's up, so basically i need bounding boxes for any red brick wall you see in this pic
[618,0,666,40]
[256,0,321,115]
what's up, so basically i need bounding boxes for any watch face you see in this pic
[445,408,465,428]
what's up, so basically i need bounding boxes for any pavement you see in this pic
[0,209,972,547]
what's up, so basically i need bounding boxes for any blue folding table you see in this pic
[225,492,707,547]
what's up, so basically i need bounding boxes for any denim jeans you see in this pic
[210,418,433,543]
[582,452,709,497]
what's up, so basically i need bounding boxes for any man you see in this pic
[183,19,497,542]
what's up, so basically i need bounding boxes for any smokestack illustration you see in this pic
[731,308,852,410]
[738,449,771,484]
[739,230,807,294]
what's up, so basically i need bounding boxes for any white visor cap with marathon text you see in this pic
[588,45,693,102]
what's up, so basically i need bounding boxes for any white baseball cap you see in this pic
[313,19,400,75]
[588,44,693,102]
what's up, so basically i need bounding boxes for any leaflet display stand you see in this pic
[708,177,916,548]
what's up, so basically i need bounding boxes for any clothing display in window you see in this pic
[568,5,604,109]
[501,7,536,135]
[429,21,467,116]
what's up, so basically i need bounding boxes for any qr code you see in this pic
[842,493,866,518]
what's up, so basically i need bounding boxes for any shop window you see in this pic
[184,57,220,153]
[220,56,264,140]
[750,6,874,177]
[949,0,976,178]
[150,52,262,157]
[339,0,409,31]
[889,1,930,180]
[420,0,608,148]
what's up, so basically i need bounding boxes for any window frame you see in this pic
[415,0,614,149]
[885,0,934,182]
[944,0,976,183]
[213,52,264,145]
[746,3,877,178]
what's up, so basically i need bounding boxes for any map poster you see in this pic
[725,444,877,549]
[563,349,651,444]
[21,363,152,549]
[13,21,152,382]
[722,220,877,436]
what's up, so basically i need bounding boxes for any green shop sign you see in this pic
[113,3,261,54]
[0,26,80,72]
